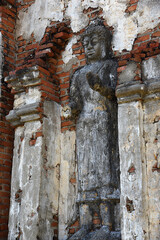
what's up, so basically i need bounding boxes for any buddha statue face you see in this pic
[83,33,103,63]
[82,22,112,64]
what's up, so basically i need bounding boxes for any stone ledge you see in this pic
[116,79,160,103]
[6,102,40,126]
[5,66,40,93]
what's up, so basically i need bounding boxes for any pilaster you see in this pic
[116,55,160,240]
[5,66,61,240]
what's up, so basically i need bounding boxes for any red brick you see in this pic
[54,32,70,39]
[60,83,70,89]
[25,43,38,51]
[61,96,69,101]
[29,139,36,146]
[130,0,138,4]
[80,60,86,66]
[69,228,75,234]
[117,66,127,73]
[0,231,8,238]
[135,34,150,43]
[35,132,43,138]
[93,218,101,225]
[121,53,132,60]
[72,42,82,49]
[127,4,137,12]
[61,121,74,127]
[41,92,60,103]
[0,192,10,198]
[40,85,56,96]
[70,178,76,184]
[77,54,85,60]
[118,60,127,66]
[152,31,160,38]
[38,66,50,76]
[51,221,58,227]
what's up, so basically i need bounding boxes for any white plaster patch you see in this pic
[14,87,41,108]
[65,0,89,33]
[59,130,77,240]
[142,55,160,80]
[62,36,78,64]
[25,87,41,105]
[16,0,160,52]
[16,0,65,41]
[136,0,160,34]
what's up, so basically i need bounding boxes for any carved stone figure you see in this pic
[63,20,120,240]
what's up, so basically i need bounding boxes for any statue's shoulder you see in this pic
[72,65,88,78]
[103,58,118,68]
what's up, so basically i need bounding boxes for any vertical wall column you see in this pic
[5,66,61,240]
[116,54,160,240]
[142,55,160,240]
[116,84,148,240]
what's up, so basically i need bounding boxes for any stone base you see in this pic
[68,226,121,240]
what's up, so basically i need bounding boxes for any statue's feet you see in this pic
[68,227,89,240]
[110,231,121,240]
[89,226,110,240]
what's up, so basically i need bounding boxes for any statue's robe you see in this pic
[69,59,120,203]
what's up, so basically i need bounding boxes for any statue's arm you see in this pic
[86,61,117,99]
[86,71,115,99]
[62,71,82,119]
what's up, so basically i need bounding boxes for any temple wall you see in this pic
[0,0,160,239]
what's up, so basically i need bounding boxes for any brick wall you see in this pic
[0,0,16,239]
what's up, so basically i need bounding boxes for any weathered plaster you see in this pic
[119,62,137,84]
[143,100,160,240]
[142,55,160,81]
[142,55,160,240]
[118,101,148,240]
[59,130,77,240]
[16,0,64,41]
[14,86,41,108]
[8,121,43,240]
[38,101,61,240]
[16,0,160,52]
[62,36,79,65]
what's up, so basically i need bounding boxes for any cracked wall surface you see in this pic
[16,0,160,52]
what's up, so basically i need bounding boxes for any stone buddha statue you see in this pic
[63,20,120,240]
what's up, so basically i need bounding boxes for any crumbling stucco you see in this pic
[62,36,79,66]
[59,130,77,240]
[8,121,43,240]
[142,55,160,81]
[143,100,160,240]
[16,0,64,41]
[118,102,148,240]
[38,101,61,240]
[16,0,160,52]
[119,62,137,84]
[14,87,41,109]
[142,56,160,240]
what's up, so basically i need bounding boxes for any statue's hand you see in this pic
[86,72,101,91]
[62,105,72,119]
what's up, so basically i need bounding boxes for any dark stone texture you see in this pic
[68,20,120,239]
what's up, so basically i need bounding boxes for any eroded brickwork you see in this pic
[0,1,16,238]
